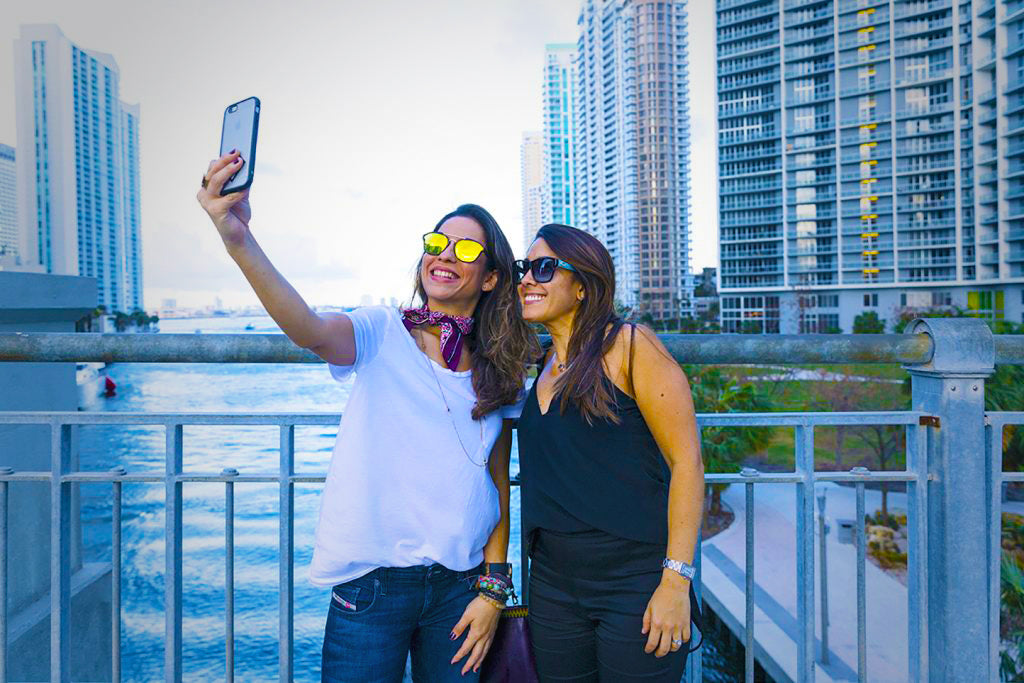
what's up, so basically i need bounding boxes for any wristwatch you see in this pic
[485,562,512,577]
[662,557,696,581]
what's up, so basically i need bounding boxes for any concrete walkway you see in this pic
[700,483,912,683]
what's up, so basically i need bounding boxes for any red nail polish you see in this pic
[229,148,237,154]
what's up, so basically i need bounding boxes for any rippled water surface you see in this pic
[79,316,738,681]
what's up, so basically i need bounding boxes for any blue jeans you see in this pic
[321,563,484,683]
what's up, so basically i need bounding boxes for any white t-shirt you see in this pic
[309,306,522,586]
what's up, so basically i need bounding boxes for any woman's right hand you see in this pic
[197,150,251,249]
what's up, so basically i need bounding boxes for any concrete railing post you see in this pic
[904,317,995,682]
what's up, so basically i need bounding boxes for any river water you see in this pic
[78,315,741,681]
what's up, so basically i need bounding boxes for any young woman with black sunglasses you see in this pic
[512,223,705,682]
[198,152,538,682]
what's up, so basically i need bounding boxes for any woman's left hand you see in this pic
[450,595,502,674]
[642,573,692,657]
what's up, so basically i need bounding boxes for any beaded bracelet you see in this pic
[480,587,508,603]
[478,593,506,610]
[477,575,510,594]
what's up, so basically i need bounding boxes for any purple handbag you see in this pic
[480,606,539,683]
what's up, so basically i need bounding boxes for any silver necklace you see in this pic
[414,329,487,467]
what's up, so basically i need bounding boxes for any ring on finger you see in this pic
[671,638,683,648]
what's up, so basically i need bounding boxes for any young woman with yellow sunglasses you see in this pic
[198,151,537,681]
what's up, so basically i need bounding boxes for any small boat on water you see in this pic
[76,362,107,408]
[244,323,255,331]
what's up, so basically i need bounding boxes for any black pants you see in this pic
[528,528,700,682]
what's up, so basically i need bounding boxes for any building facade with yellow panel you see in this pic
[717,0,1021,333]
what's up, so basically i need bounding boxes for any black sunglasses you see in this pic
[515,257,577,283]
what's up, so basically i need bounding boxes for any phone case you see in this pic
[219,96,260,195]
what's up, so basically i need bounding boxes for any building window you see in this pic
[864,293,878,307]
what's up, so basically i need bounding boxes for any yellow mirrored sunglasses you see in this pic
[422,232,486,263]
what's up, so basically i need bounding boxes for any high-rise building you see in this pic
[120,103,143,312]
[542,44,578,228]
[574,0,694,321]
[15,24,144,312]
[521,131,545,255]
[716,0,1024,334]
[0,145,15,259]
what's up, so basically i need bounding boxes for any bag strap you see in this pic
[627,323,637,396]
[687,583,705,653]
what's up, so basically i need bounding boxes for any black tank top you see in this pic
[516,327,671,547]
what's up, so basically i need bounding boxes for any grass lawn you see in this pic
[740,427,908,472]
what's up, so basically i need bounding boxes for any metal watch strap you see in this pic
[662,557,696,581]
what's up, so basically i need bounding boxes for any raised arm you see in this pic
[197,151,356,365]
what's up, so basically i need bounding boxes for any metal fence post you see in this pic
[165,424,183,683]
[279,425,294,683]
[51,423,72,683]
[903,318,995,681]
[0,465,10,683]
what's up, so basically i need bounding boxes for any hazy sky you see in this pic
[0,0,718,309]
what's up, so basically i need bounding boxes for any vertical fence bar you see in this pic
[110,466,126,683]
[817,491,829,666]
[0,466,11,683]
[51,422,72,683]
[688,527,703,683]
[906,422,929,682]
[165,424,183,683]
[794,425,816,683]
[519,516,529,606]
[741,467,758,683]
[854,471,867,683]
[279,425,294,683]
[223,468,237,683]
[986,418,1002,683]
[685,424,705,683]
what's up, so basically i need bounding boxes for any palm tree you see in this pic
[686,366,774,517]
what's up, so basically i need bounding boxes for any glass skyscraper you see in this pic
[0,145,15,259]
[542,44,578,228]
[521,130,545,255]
[717,0,1023,333]
[15,24,144,312]
[574,0,694,321]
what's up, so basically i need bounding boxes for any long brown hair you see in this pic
[415,204,540,419]
[536,223,626,425]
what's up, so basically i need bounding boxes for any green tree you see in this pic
[684,366,774,517]
[113,310,130,332]
[739,319,764,335]
[853,311,886,334]
[1001,553,1024,681]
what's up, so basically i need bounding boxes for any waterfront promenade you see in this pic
[703,483,910,683]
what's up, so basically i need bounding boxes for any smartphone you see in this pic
[219,96,260,195]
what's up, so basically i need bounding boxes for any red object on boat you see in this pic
[104,376,117,397]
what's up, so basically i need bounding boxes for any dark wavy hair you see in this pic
[414,204,540,419]
[535,223,627,425]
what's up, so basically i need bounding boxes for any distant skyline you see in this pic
[0,0,718,309]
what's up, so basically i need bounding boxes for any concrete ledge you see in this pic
[8,562,112,682]
[0,271,95,324]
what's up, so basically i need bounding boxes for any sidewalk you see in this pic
[700,482,911,683]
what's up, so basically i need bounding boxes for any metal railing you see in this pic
[2,320,1024,683]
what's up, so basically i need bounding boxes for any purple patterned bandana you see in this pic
[402,307,475,371]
